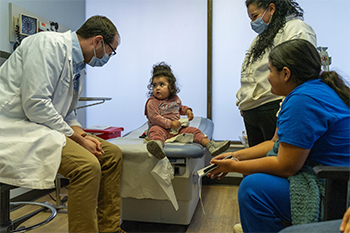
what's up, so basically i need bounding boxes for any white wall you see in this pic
[212,0,255,140]
[0,0,348,141]
[299,0,350,81]
[0,0,87,127]
[85,0,207,135]
[85,0,349,140]
[211,0,350,140]
[0,0,85,53]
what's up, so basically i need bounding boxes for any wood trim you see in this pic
[207,0,213,120]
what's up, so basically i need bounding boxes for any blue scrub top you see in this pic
[277,79,350,166]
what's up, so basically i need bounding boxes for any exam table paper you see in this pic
[109,117,203,210]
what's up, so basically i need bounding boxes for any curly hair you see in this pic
[245,0,304,67]
[147,62,180,98]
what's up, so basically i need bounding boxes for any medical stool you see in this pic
[0,183,57,233]
[53,174,69,210]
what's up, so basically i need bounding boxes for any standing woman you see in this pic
[237,0,316,147]
[210,39,350,233]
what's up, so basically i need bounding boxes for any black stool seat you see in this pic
[0,183,57,233]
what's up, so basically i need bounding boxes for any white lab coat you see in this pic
[0,31,82,189]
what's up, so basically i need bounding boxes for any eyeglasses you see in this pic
[104,40,117,56]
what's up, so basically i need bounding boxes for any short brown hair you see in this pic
[76,15,120,44]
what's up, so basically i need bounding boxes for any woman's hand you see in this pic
[186,109,194,121]
[207,152,238,180]
[340,207,350,232]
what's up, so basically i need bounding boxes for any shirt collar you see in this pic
[71,31,85,74]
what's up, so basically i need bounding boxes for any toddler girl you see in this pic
[145,62,230,159]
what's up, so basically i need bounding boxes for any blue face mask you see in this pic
[88,41,110,67]
[250,9,270,34]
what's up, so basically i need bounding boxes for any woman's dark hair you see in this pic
[269,39,350,107]
[147,62,180,98]
[245,0,303,66]
[76,15,120,44]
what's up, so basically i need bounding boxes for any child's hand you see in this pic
[186,109,194,121]
[171,120,181,129]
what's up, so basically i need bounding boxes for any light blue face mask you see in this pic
[88,41,110,67]
[250,9,270,34]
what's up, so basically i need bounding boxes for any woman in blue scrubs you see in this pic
[209,39,350,233]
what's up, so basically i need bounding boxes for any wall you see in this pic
[299,0,350,79]
[85,0,207,136]
[211,0,350,140]
[1,0,347,141]
[0,0,85,197]
[0,0,87,126]
[85,0,349,141]
[0,0,85,53]
[212,0,255,141]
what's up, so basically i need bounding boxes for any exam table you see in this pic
[109,117,214,225]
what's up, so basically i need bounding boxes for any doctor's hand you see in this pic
[207,152,238,180]
[70,132,104,158]
[83,136,104,158]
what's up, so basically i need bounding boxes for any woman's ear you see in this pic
[269,3,276,16]
[282,67,291,82]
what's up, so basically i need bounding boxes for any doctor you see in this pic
[0,16,124,233]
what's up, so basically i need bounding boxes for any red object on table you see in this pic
[84,127,124,140]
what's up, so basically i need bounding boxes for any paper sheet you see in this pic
[151,158,179,210]
[109,117,203,210]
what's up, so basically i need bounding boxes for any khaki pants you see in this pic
[58,135,122,233]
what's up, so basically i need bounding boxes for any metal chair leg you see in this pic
[53,174,68,210]
[9,202,57,232]
[1,183,57,233]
